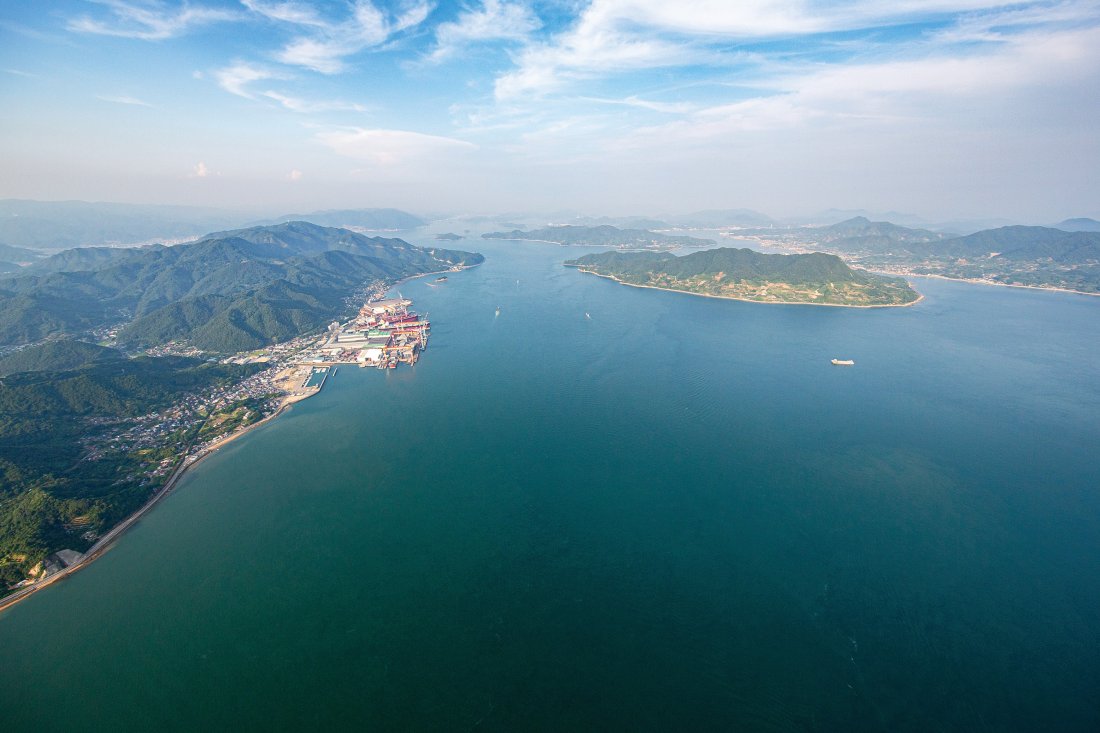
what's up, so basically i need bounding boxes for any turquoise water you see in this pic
[2,240,1099,731]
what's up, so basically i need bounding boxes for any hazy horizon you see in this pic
[2,1,1099,222]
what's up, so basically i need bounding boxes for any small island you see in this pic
[565,247,921,306]
[434,232,464,240]
[483,224,714,250]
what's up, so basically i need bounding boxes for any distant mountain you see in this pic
[566,216,672,230]
[813,217,946,254]
[0,243,43,263]
[566,247,918,306]
[934,226,1100,262]
[670,209,774,228]
[0,221,483,351]
[24,245,152,275]
[0,340,124,377]
[786,209,931,228]
[0,199,248,250]
[483,225,714,248]
[1055,218,1100,232]
[265,208,426,230]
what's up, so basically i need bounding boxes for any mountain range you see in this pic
[0,221,482,352]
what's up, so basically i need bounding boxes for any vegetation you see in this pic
[566,247,920,306]
[0,340,124,377]
[196,396,273,441]
[0,357,259,591]
[0,221,483,350]
[739,218,1100,294]
[483,225,714,249]
[0,221,485,593]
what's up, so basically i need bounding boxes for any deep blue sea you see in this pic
[2,238,1098,731]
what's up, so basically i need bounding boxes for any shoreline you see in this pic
[898,271,1100,298]
[0,366,323,614]
[1,265,470,614]
[569,267,924,308]
[0,387,319,611]
[729,237,1100,299]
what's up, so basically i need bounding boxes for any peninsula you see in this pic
[565,247,921,306]
[0,222,482,601]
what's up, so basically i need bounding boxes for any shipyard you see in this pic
[321,295,429,368]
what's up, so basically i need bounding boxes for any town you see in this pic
[66,288,433,551]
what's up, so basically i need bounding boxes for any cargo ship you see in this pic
[831,358,855,366]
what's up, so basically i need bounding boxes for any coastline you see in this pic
[731,238,1100,299]
[899,271,1100,298]
[1,264,471,614]
[570,267,924,308]
[0,376,320,614]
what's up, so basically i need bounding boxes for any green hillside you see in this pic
[0,221,483,350]
[0,340,123,377]
[567,247,919,306]
[0,357,259,588]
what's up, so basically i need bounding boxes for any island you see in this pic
[483,224,714,250]
[565,247,921,306]
[434,232,464,240]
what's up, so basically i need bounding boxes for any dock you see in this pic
[311,295,431,370]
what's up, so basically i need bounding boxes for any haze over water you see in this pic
[2,239,1099,731]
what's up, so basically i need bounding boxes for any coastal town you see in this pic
[3,283,435,599]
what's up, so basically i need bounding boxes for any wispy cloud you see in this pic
[213,62,366,113]
[424,0,539,64]
[579,95,696,114]
[616,24,1100,151]
[491,0,1048,99]
[96,94,154,107]
[261,90,367,113]
[214,62,284,99]
[68,0,239,40]
[4,68,39,78]
[244,0,435,74]
[316,126,476,165]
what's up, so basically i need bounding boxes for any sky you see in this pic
[1,0,1098,221]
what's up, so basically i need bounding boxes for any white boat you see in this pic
[831,358,855,366]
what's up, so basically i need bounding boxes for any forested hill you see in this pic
[0,356,259,589]
[0,340,123,377]
[0,221,483,352]
[566,247,919,306]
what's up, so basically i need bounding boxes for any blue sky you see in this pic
[1,1,1098,220]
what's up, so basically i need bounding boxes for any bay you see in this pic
[2,239,1098,731]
